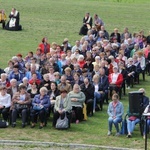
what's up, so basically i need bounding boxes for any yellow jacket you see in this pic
[0,12,6,21]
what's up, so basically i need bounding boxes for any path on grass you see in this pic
[0,140,142,150]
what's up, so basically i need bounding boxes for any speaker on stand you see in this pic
[128,91,143,114]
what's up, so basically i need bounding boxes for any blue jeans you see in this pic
[127,118,140,134]
[143,119,150,135]
[108,117,122,132]
[93,92,101,110]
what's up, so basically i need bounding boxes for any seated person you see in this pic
[79,12,92,35]
[68,84,85,124]
[11,85,31,128]
[5,8,22,31]
[52,89,72,128]
[126,88,149,138]
[126,58,136,89]
[0,85,11,123]
[30,87,50,129]
[27,82,39,100]
[108,66,123,97]
[0,9,6,29]
[107,93,124,136]
[48,81,60,113]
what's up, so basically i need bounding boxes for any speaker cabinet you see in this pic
[128,91,143,114]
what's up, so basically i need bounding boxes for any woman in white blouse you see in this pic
[0,85,11,122]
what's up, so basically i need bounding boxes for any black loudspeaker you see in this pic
[128,91,143,114]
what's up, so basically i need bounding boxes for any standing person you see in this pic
[107,93,124,136]
[39,37,50,54]
[5,8,22,31]
[79,12,92,35]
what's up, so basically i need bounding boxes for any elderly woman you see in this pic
[126,58,136,89]
[0,86,11,122]
[39,73,51,90]
[68,84,85,124]
[7,79,19,98]
[107,93,124,136]
[31,87,50,129]
[108,66,123,97]
[11,85,31,128]
[0,73,10,88]
[52,89,72,128]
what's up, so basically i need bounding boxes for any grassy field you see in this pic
[0,0,150,149]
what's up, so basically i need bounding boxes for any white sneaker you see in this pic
[115,132,120,136]
[107,131,111,136]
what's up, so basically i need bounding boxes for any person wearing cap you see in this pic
[53,88,72,127]
[79,12,93,35]
[61,40,71,52]
[0,86,11,122]
[11,85,31,128]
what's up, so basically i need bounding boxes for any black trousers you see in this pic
[53,111,71,127]
[86,99,94,116]
[11,108,28,124]
[72,106,83,121]
[30,109,46,124]
[0,20,5,29]
[0,107,10,121]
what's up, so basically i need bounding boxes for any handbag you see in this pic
[56,113,68,129]
[33,104,44,111]
[14,103,28,110]
[128,116,137,121]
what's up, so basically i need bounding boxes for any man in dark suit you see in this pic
[99,68,109,104]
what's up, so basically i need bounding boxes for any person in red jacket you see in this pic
[108,66,123,97]
[39,37,50,54]
[29,73,41,86]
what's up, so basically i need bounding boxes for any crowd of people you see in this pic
[0,12,150,139]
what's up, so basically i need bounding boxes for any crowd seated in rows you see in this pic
[0,12,150,132]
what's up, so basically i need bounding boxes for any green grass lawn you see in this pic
[0,0,150,149]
